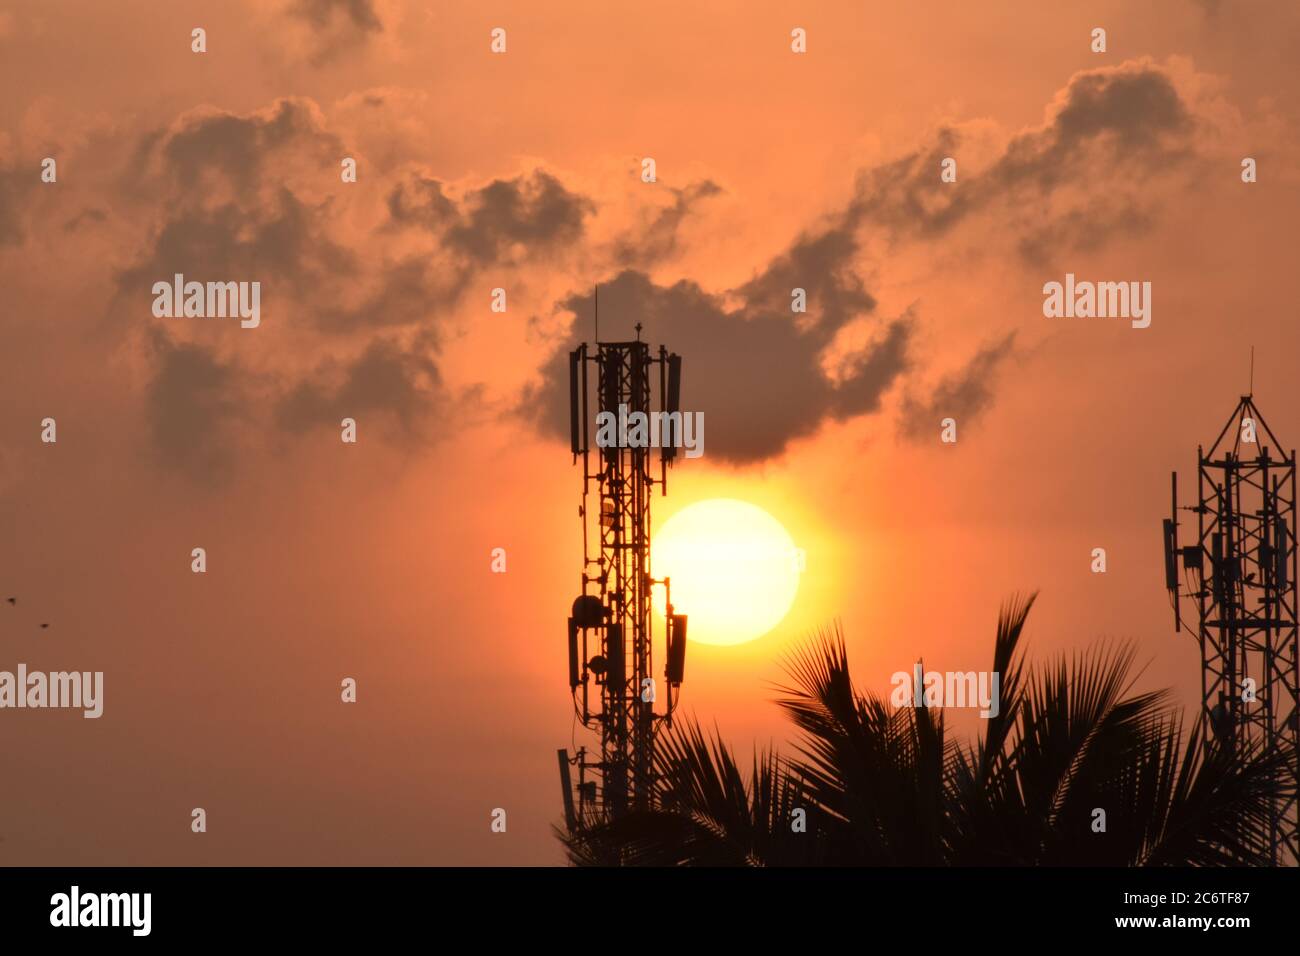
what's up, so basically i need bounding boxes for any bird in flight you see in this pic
[4,596,50,629]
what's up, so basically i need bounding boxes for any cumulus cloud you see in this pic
[112,96,605,473]
[0,160,36,246]
[276,335,441,436]
[74,60,1210,476]
[522,61,1201,462]
[63,207,108,233]
[150,98,346,197]
[113,97,447,472]
[610,179,723,267]
[144,331,247,481]
[523,267,913,464]
[116,188,357,307]
[848,61,1195,262]
[286,0,383,62]
[118,99,356,308]
[387,168,594,264]
[898,334,1018,441]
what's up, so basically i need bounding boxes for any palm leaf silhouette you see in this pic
[559,594,1290,866]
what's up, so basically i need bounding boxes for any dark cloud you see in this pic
[449,171,591,261]
[388,169,594,264]
[288,0,383,61]
[386,174,457,231]
[898,334,1017,441]
[315,257,453,333]
[1041,66,1191,151]
[290,0,382,31]
[276,336,442,435]
[63,207,108,233]
[523,265,913,465]
[522,64,1192,462]
[735,216,874,326]
[104,95,470,484]
[150,98,344,198]
[115,187,357,310]
[144,331,246,480]
[847,126,968,239]
[0,162,35,246]
[849,63,1194,260]
[116,101,359,322]
[1015,200,1156,267]
[521,195,911,464]
[380,168,595,318]
[125,64,1197,473]
[612,179,722,266]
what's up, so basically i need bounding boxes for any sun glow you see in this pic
[652,498,802,646]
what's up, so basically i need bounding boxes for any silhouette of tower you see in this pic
[1164,393,1298,864]
[557,316,688,830]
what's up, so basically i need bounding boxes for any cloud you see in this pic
[104,61,1209,478]
[385,174,457,230]
[286,0,383,62]
[387,168,595,265]
[375,167,596,321]
[114,96,456,478]
[144,331,247,480]
[63,207,107,233]
[315,256,451,333]
[117,189,356,301]
[0,161,35,246]
[275,335,442,436]
[142,98,345,200]
[611,179,723,266]
[113,97,607,479]
[521,61,1199,463]
[115,99,362,337]
[523,266,913,465]
[290,0,382,31]
[848,61,1195,262]
[898,334,1018,441]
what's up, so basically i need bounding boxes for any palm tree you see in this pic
[559,593,1290,866]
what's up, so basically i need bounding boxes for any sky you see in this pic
[1,0,1298,865]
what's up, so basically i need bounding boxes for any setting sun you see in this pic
[652,498,802,646]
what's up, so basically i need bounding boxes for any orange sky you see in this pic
[1,0,1298,864]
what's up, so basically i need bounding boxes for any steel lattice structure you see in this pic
[557,325,687,830]
[1165,394,1299,864]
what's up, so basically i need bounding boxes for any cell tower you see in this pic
[557,316,688,830]
[1163,393,1299,864]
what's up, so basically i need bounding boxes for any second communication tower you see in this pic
[1164,392,1299,864]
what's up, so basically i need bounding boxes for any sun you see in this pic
[652,498,801,646]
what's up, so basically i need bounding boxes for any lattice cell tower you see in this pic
[1164,392,1299,864]
[557,318,688,830]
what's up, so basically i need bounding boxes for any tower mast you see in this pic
[1165,392,1299,863]
[558,296,688,831]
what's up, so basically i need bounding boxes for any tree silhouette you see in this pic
[559,594,1290,866]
